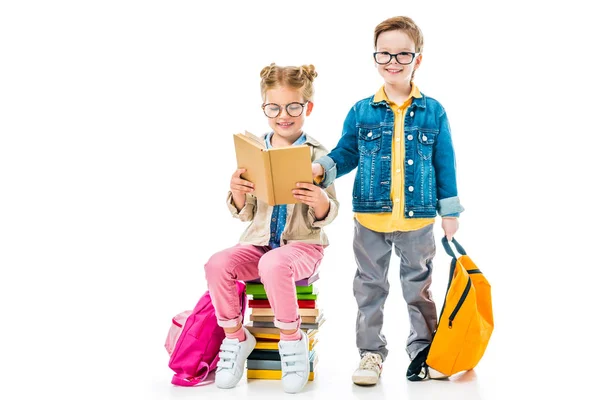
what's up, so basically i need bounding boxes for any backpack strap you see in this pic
[441,237,466,258]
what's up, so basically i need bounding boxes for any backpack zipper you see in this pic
[448,269,481,328]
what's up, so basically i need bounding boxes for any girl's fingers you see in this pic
[295,182,316,191]
[233,179,254,188]
[232,184,253,193]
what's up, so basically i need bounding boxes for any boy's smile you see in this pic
[384,66,404,75]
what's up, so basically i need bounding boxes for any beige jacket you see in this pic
[227,133,339,247]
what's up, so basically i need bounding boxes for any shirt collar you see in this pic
[264,132,307,149]
[373,84,422,107]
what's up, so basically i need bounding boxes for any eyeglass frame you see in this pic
[373,51,418,65]
[261,101,309,118]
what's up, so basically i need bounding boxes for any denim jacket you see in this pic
[227,133,339,246]
[316,92,463,218]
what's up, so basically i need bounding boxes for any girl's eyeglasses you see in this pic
[262,102,308,118]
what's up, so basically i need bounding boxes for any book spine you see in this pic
[262,149,275,205]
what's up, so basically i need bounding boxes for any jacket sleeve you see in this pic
[314,106,360,188]
[434,109,464,217]
[307,182,339,228]
[226,191,256,222]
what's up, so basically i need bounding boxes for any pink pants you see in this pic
[204,242,324,330]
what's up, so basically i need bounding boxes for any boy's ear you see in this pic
[306,101,314,116]
[414,53,423,70]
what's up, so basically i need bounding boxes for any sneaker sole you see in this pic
[352,376,379,386]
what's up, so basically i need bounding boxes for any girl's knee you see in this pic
[204,251,232,280]
[258,259,292,282]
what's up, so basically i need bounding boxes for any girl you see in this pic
[204,63,338,394]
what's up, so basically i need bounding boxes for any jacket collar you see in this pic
[371,84,426,109]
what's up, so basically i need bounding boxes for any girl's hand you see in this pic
[442,217,459,241]
[293,182,330,220]
[230,169,253,211]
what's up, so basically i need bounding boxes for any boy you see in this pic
[312,16,464,385]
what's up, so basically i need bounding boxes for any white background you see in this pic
[1,1,599,399]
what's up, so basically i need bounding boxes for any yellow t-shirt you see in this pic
[355,85,435,233]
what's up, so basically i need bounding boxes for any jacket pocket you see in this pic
[417,129,436,160]
[358,127,382,155]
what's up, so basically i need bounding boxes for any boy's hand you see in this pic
[230,168,253,211]
[442,217,459,241]
[311,163,324,181]
[293,182,330,220]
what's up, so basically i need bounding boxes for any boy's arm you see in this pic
[434,110,464,217]
[226,192,256,222]
[314,107,360,188]
[308,183,339,228]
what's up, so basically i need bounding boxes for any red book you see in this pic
[249,299,316,309]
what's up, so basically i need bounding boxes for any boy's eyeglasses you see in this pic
[373,51,417,65]
[262,102,308,118]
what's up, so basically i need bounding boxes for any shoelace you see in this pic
[216,342,240,370]
[359,353,381,372]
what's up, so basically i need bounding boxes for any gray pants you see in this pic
[353,218,437,362]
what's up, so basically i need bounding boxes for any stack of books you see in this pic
[244,273,324,381]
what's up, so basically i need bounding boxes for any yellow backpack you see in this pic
[426,237,494,377]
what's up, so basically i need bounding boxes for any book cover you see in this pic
[251,307,321,317]
[254,337,317,351]
[248,299,316,309]
[249,315,325,328]
[248,349,281,361]
[250,313,322,324]
[245,325,317,340]
[250,293,318,301]
[233,131,312,206]
[246,272,319,286]
[247,352,317,371]
[246,370,315,381]
[246,283,316,296]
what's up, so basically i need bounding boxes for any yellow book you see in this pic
[254,338,318,351]
[247,370,315,381]
[233,131,312,206]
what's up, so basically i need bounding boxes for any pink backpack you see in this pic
[165,281,247,386]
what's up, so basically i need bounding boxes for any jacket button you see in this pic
[408,186,414,192]
[367,131,373,137]
[410,111,414,117]
[408,211,414,216]
[422,135,428,141]
[407,159,414,165]
[407,135,413,140]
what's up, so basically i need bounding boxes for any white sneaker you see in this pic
[215,327,256,389]
[278,331,310,394]
[352,352,383,386]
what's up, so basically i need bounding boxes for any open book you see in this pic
[233,131,312,206]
